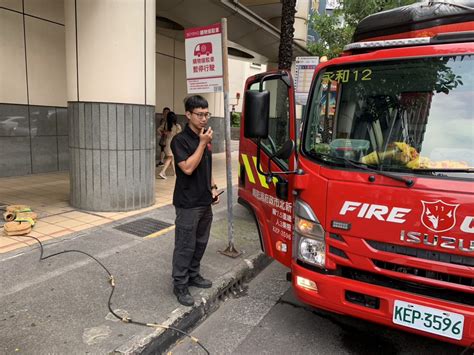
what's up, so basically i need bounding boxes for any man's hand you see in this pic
[199,127,213,145]
[176,128,212,176]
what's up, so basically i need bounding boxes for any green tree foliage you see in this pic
[308,0,418,59]
[231,111,241,127]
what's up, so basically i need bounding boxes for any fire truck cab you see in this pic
[238,1,474,347]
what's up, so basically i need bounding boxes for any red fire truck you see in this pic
[238,1,473,347]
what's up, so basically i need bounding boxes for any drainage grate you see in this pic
[113,218,173,238]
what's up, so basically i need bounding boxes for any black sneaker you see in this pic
[173,287,194,306]
[189,275,212,289]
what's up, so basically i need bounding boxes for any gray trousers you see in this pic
[172,205,213,287]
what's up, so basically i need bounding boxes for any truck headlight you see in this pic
[295,216,324,237]
[294,200,326,268]
[298,236,326,267]
[295,214,326,268]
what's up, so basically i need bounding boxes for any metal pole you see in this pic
[219,17,241,258]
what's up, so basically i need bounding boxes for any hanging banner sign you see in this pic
[185,23,224,94]
[294,56,319,105]
[326,0,341,10]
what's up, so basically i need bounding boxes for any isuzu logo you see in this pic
[400,230,474,253]
[421,200,459,233]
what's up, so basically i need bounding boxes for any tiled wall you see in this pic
[0,2,67,177]
[0,2,66,107]
[156,32,186,115]
[0,103,68,177]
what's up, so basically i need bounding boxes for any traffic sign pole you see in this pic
[219,17,241,258]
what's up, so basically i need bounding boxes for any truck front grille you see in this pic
[366,240,474,267]
[372,259,474,287]
[340,266,474,306]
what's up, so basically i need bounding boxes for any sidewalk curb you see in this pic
[114,251,272,354]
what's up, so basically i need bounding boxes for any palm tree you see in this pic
[274,0,296,150]
[278,0,296,70]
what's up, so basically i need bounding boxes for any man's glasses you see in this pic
[192,111,212,119]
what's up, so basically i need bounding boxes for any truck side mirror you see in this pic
[243,90,270,139]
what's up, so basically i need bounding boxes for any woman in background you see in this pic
[158,111,182,179]
[157,107,170,166]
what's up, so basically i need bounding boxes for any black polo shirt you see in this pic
[170,124,213,208]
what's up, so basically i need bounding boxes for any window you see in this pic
[250,78,290,167]
[303,55,473,178]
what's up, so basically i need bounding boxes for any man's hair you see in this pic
[162,107,170,113]
[184,95,208,113]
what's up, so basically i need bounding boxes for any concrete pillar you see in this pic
[64,0,156,211]
[294,0,310,47]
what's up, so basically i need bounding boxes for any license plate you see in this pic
[393,300,464,340]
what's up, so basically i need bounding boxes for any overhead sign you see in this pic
[294,56,319,105]
[185,23,223,94]
[326,0,341,10]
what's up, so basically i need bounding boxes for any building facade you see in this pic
[0,0,309,211]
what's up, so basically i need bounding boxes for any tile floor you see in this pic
[0,151,240,254]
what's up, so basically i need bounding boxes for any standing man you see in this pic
[170,95,220,306]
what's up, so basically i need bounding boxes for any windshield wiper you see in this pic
[311,152,415,187]
[344,158,415,187]
[412,168,474,173]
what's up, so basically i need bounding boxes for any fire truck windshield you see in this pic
[303,54,473,179]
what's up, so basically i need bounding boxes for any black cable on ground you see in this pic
[15,235,210,355]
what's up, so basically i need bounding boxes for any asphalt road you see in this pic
[169,262,470,355]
